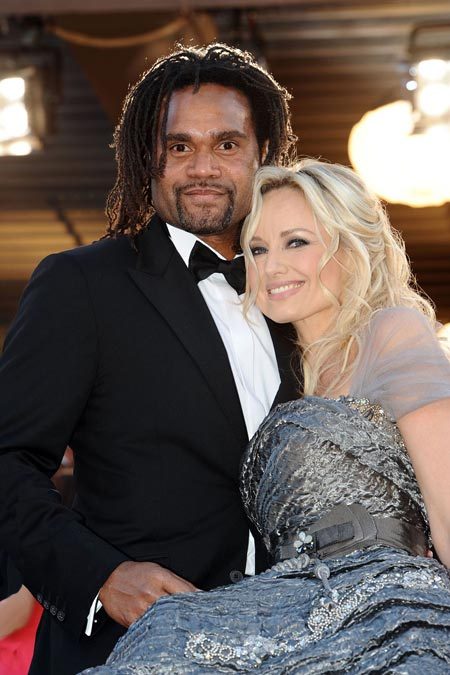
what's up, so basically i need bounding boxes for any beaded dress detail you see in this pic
[81,308,450,674]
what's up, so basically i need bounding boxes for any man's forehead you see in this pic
[167,82,250,103]
[162,84,253,133]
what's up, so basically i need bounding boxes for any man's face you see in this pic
[151,83,261,239]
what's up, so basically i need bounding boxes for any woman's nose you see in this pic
[263,249,287,276]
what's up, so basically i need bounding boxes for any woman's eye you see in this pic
[287,238,309,248]
[250,246,267,256]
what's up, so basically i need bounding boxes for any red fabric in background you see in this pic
[0,600,43,675]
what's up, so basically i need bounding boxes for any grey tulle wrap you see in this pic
[81,308,450,674]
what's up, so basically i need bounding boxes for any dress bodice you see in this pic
[240,396,429,556]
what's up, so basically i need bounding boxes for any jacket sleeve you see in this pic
[0,252,128,637]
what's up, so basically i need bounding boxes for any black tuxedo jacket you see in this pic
[0,215,298,674]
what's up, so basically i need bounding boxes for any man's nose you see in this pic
[186,150,221,179]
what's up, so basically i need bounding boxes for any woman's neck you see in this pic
[293,309,339,348]
[302,337,357,399]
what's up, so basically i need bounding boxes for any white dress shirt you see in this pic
[85,223,280,635]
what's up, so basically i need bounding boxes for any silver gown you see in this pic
[81,308,450,674]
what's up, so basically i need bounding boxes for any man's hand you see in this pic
[99,561,199,628]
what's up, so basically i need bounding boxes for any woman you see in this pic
[82,160,450,673]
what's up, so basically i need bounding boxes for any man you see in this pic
[0,43,297,674]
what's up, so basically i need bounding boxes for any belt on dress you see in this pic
[273,503,427,563]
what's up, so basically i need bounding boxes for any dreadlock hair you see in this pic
[105,42,296,238]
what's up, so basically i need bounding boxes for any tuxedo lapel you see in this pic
[266,318,300,408]
[128,216,247,443]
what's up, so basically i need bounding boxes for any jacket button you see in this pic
[50,605,57,615]
[36,593,43,604]
[43,600,50,610]
[229,570,244,583]
[56,610,65,622]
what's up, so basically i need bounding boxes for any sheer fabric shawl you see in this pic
[350,307,450,420]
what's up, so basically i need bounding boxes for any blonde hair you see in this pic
[241,159,435,396]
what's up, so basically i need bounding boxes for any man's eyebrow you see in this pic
[165,133,191,143]
[164,130,248,143]
[212,130,248,142]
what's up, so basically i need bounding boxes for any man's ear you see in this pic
[260,140,269,164]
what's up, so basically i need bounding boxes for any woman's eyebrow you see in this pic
[279,227,315,237]
[250,227,315,244]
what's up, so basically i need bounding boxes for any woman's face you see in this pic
[247,186,344,344]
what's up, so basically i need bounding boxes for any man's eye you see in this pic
[219,141,237,151]
[250,246,267,256]
[170,143,189,153]
[287,238,309,248]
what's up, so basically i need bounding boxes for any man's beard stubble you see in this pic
[174,183,236,236]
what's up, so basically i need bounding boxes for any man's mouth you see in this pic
[183,188,225,197]
[174,183,235,231]
[180,182,228,196]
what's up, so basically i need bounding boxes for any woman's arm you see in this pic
[0,585,35,639]
[398,397,450,567]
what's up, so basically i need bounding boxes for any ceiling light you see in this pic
[349,23,450,208]
[0,76,26,101]
[348,100,450,208]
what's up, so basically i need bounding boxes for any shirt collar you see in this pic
[166,223,225,267]
[167,223,243,266]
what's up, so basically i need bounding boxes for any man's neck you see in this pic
[197,231,240,260]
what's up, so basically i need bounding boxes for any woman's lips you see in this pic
[267,281,305,299]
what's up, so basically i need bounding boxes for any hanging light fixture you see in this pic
[0,69,40,155]
[349,23,450,208]
[0,17,60,157]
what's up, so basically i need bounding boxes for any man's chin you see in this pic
[178,209,234,236]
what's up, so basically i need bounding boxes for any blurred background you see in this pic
[1,0,450,347]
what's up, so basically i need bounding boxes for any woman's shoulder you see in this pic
[368,306,433,333]
[363,307,437,353]
[351,304,450,414]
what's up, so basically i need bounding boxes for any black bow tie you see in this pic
[188,241,246,295]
